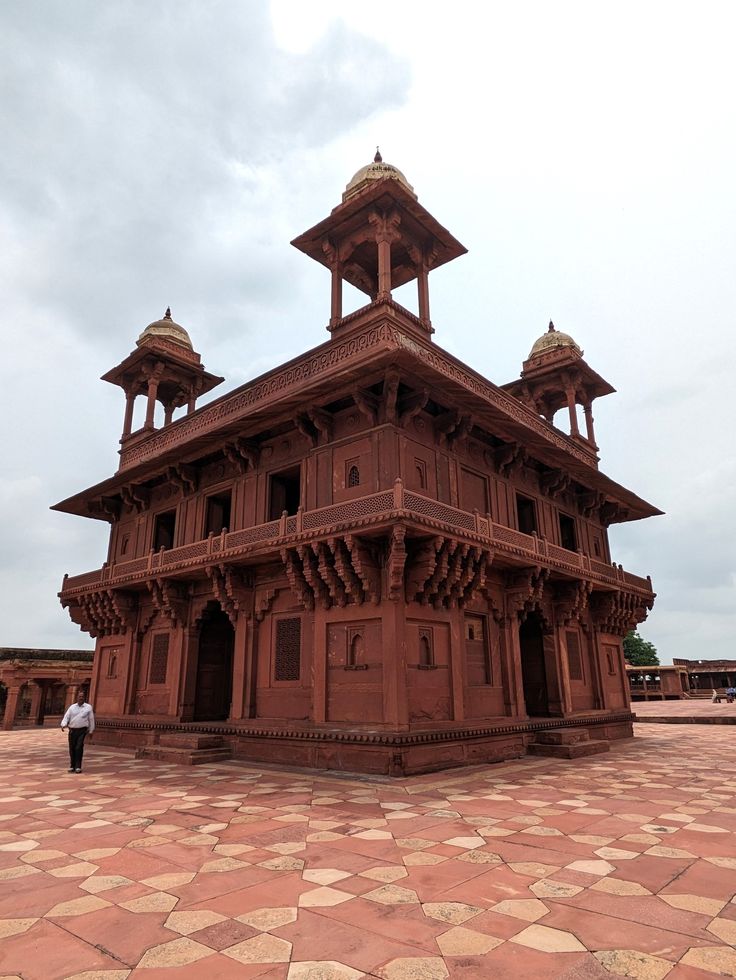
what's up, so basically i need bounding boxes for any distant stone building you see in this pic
[1,648,93,729]
[626,664,690,701]
[53,153,661,774]
[673,659,736,692]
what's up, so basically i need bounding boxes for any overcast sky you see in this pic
[1,1,734,662]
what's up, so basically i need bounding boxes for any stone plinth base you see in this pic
[92,712,635,777]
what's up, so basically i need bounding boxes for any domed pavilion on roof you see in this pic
[52,154,661,775]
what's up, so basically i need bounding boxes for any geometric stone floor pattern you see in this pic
[1,725,736,979]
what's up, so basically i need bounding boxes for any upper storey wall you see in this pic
[107,405,612,567]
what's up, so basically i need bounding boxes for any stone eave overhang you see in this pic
[52,302,661,523]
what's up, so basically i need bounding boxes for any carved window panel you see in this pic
[418,628,435,669]
[346,459,360,488]
[120,534,130,557]
[465,614,491,685]
[566,630,584,682]
[106,647,120,679]
[274,617,301,682]
[149,633,169,685]
[604,644,618,675]
[412,458,427,491]
[346,627,368,669]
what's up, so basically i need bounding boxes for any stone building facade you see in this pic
[0,648,93,730]
[54,155,660,774]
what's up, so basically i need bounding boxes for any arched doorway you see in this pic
[519,613,550,717]
[194,606,234,721]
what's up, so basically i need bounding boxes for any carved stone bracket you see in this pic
[147,578,187,628]
[398,388,429,428]
[121,484,150,513]
[387,525,407,601]
[206,564,252,626]
[406,536,493,609]
[540,468,571,499]
[380,369,400,425]
[590,589,654,636]
[166,463,198,496]
[600,501,630,526]
[254,589,276,623]
[354,388,378,426]
[553,579,593,627]
[505,567,551,627]
[63,589,137,638]
[282,534,382,611]
[88,496,121,522]
[577,489,605,518]
[494,442,527,478]
[223,437,260,474]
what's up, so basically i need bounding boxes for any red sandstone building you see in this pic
[1,648,93,730]
[53,155,661,774]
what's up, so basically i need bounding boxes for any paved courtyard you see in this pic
[1,727,736,979]
[635,700,736,721]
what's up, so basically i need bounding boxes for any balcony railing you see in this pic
[61,482,653,596]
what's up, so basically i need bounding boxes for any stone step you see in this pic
[135,745,231,766]
[527,739,610,759]
[533,727,590,746]
[159,733,225,750]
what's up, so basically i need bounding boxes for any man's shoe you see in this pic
[75,768,82,773]
[68,767,75,773]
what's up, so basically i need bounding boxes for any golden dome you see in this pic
[528,321,581,360]
[136,308,193,350]
[343,149,416,202]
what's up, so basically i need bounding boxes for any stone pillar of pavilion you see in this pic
[101,309,224,466]
[291,149,467,338]
[502,321,616,467]
[2,686,21,730]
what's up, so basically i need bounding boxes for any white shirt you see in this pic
[61,702,95,733]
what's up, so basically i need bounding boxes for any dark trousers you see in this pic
[68,727,88,770]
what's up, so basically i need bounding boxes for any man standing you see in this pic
[60,690,95,773]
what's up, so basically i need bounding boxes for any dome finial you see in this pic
[548,320,555,333]
[374,146,382,163]
[164,307,172,319]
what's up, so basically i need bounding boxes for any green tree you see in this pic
[623,630,659,666]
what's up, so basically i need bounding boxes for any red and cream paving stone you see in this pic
[3,726,736,977]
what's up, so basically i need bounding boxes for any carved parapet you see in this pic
[589,589,654,636]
